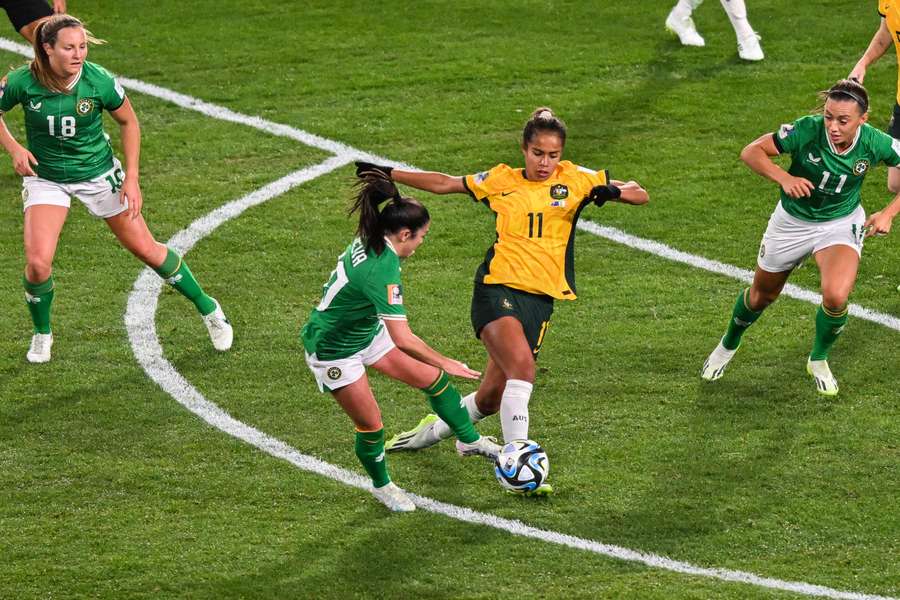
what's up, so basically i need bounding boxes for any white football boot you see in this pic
[456,435,501,460]
[385,414,442,452]
[26,332,53,363]
[202,299,233,351]
[371,482,416,512]
[807,358,838,396]
[737,32,764,61]
[665,9,705,47]
[700,338,739,381]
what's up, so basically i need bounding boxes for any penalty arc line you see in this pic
[1,36,894,600]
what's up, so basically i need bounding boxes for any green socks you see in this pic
[23,275,54,334]
[722,288,763,350]
[810,304,848,361]
[422,371,479,444]
[153,248,216,316]
[355,429,390,488]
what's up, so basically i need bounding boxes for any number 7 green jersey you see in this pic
[0,61,126,183]
[772,115,900,222]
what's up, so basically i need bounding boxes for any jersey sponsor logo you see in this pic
[550,184,568,200]
[27,99,42,111]
[807,152,822,164]
[501,190,515,196]
[777,123,794,139]
[852,159,869,176]
[387,284,403,305]
[474,171,489,183]
[326,366,342,380]
[76,98,94,116]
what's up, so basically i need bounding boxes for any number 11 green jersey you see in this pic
[772,115,900,222]
[0,61,126,183]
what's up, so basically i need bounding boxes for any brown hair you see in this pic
[818,79,869,115]
[349,170,430,255]
[522,106,567,147]
[31,14,104,94]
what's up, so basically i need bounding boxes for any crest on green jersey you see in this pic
[76,98,94,116]
[550,184,568,200]
[852,159,869,176]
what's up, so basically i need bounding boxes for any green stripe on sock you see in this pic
[810,304,848,361]
[423,371,478,443]
[154,247,216,316]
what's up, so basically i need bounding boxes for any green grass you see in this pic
[1,1,898,598]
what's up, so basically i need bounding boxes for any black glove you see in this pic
[355,161,393,179]
[588,184,621,207]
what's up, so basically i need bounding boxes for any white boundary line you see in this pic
[3,36,896,600]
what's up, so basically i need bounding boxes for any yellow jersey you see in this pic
[879,0,900,104]
[463,160,609,300]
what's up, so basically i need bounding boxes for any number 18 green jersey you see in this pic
[772,115,900,222]
[0,61,126,183]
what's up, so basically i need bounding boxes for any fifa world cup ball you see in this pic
[493,440,549,493]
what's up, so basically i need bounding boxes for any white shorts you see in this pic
[757,201,866,273]
[305,324,396,393]
[22,158,128,219]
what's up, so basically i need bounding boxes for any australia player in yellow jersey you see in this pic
[355,107,649,495]
[850,1,900,291]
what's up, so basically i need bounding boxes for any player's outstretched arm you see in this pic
[354,160,466,195]
[740,133,814,198]
[383,319,481,380]
[611,180,649,205]
[864,192,900,237]
[850,19,892,83]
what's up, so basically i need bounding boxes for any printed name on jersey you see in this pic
[387,284,403,305]
[550,184,569,200]
[76,98,94,115]
[852,159,869,176]
[350,238,367,267]
[474,171,489,183]
[778,123,795,139]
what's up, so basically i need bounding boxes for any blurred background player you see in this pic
[300,171,499,513]
[0,14,232,362]
[357,107,649,496]
[700,79,900,395]
[665,0,764,61]
[2,0,65,43]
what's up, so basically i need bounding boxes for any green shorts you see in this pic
[470,282,554,358]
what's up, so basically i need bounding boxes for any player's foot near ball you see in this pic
[509,483,554,497]
[665,9,705,47]
[202,298,233,351]
[371,482,416,512]
[27,332,53,363]
[456,435,501,460]
[807,358,839,396]
[700,338,738,381]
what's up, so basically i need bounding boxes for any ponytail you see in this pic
[30,14,104,94]
[349,171,430,254]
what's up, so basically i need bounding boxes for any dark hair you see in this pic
[349,171,430,255]
[522,106,567,147]
[31,14,104,94]
[819,79,869,115]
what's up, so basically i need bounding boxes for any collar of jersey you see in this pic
[826,124,861,156]
[383,237,398,256]
[65,67,84,91]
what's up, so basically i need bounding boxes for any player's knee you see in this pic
[821,290,849,311]
[25,258,53,283]
[128,240,161,265]
[748,288,777,311]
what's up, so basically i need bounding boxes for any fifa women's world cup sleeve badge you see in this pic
[76,98,95,116]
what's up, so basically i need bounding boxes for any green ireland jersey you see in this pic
[0,61,126,183]
[301,237,407,360]
[772,115,900,222]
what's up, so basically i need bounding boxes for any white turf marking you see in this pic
[2,37,895,600]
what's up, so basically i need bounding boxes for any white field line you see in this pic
[2,36,895,600]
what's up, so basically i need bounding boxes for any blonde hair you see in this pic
[31,14,105,93]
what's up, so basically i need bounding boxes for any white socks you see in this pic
[499,379,533,443]
[433,392,486,441]
[719,0,755,39]
[672,0,704,18]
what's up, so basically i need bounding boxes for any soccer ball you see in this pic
[493,439,549,493]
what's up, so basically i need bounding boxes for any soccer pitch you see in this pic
[1,2,898,598]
